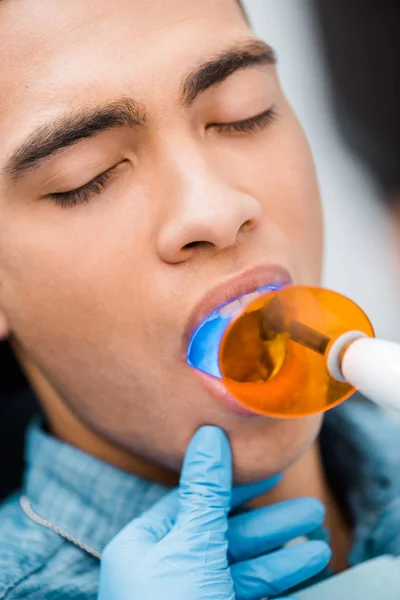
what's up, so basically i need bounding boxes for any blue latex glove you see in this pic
[98,426,331,600]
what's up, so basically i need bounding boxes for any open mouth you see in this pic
[207,284,281,319]
[187,283,285,378]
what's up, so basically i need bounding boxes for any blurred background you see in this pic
[244,0,400,342]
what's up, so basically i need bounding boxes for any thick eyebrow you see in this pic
[4,98,146,180]
[180,40,276,107]
[4,40,275,181]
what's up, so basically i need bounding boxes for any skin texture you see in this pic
[0,0,324,487]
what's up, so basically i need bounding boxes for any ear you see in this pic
[0,311,10,340]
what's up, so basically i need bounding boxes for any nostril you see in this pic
[240,219,254,233]
[182,241,214,251]
[183,241,202,250]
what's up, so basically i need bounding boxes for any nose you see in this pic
[156,150,262,264]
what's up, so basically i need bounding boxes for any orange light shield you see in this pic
[218,286,374,418]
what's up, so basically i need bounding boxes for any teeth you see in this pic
[217,285,276,319]
[219,299,243,318]
[257,285,277,297]
[239,290,262,307]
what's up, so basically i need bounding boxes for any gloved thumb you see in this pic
[176,426,232,535]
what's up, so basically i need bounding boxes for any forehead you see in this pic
[0,0,250,164]
[0,0,248,128]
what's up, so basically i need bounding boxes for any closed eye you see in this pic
[45,162,123,209]
[45,108,277,210]
[208,106,278,134]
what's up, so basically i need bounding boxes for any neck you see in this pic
[20,348,351,572]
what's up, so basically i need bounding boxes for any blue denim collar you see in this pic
[23,420,169,557]
[22,396,400,561]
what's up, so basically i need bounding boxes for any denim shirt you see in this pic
[0,395,400,599]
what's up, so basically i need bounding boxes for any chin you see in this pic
[224,413,324,485]
[148,380,325,485]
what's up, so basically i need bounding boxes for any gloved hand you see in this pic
[98,426,331,600]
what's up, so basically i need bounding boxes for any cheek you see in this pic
[244,104,323,281]
[272,128,321,246]
[0,201,151,338]
[0,206,182,407]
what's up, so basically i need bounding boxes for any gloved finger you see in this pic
[104,434,282,548]
[176,426,232,537]
[113,474,284,547]
[228,497,325,563]
[231,474,282,510]
[231,541,331,600]
[105,490,179,548]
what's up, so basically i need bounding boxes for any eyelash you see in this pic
[49,107,277,209]
[211,106,278,134]
[49,165,119,209]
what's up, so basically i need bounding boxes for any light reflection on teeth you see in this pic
[218,299,242,318]
[239,290,261,307]
[217,286,274,319]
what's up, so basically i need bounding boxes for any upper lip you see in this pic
[183,264,293,348]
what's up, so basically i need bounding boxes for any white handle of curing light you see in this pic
[328,334,400,413]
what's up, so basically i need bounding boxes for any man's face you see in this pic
[0,0,323,481]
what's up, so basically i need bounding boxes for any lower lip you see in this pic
[190,368,262,418]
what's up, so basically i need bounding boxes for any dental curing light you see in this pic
[188,285,400,418]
